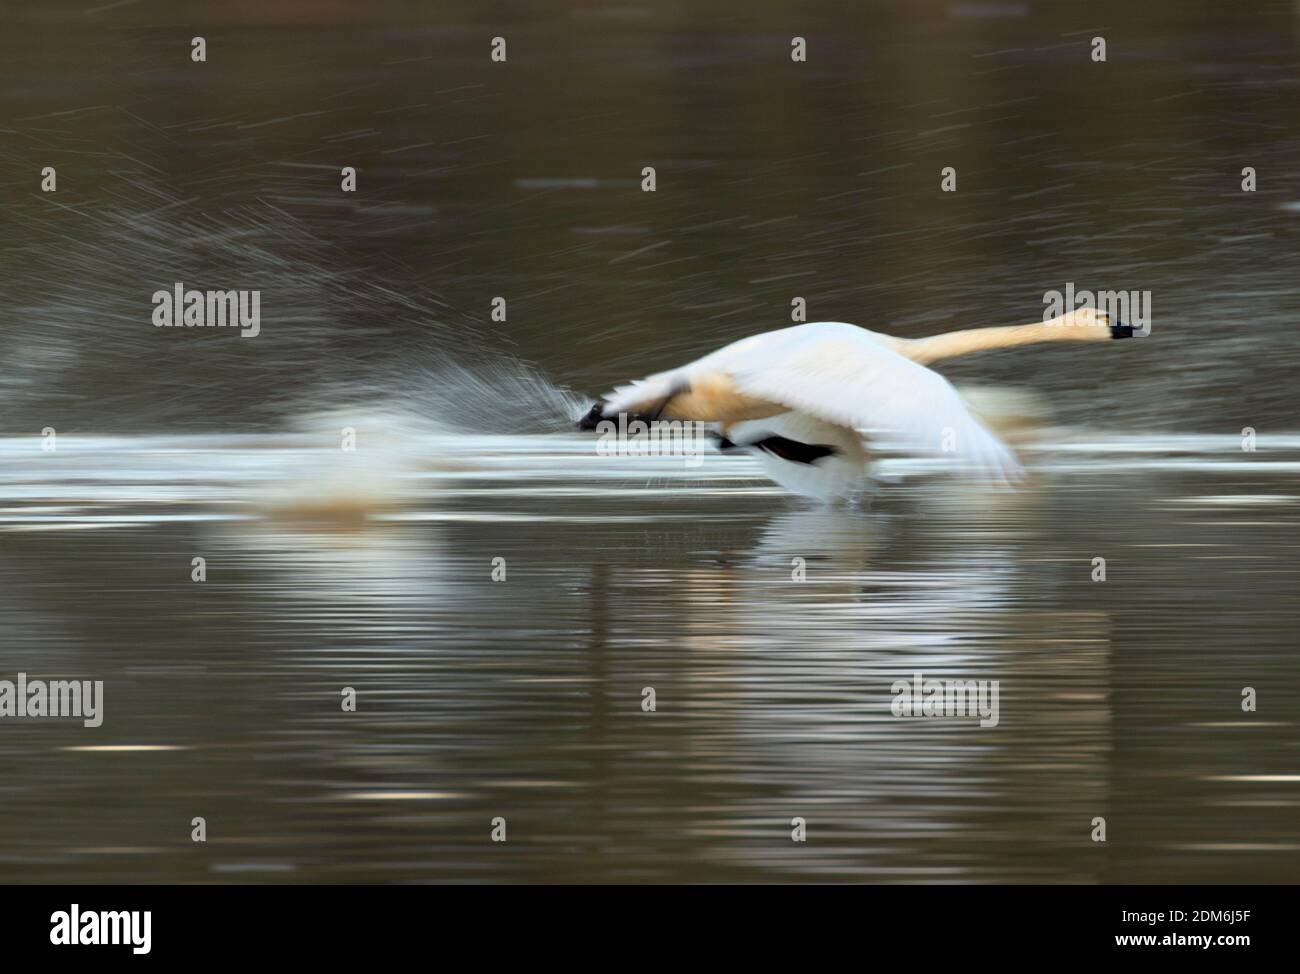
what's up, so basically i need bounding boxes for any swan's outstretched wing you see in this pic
[726,325,1022,482]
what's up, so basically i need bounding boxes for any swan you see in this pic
[577,307,1141,499]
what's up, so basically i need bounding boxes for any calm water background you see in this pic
[1,0,1298,883]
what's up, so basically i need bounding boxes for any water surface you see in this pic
[2,431,1298,882]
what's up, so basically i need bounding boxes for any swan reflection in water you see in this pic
[8,422,1291,881]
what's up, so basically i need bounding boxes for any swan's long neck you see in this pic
[900,319,1116,366]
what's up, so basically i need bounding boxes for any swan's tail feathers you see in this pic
[575,373,686,430]
[603,372,681,418]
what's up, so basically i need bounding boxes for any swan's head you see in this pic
[1052,306,1140,339]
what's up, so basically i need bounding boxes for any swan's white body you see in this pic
[590,309,1132,500]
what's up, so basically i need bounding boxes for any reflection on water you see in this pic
[1,431,1298,882]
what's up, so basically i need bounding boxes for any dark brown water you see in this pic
[1,1,1298,883]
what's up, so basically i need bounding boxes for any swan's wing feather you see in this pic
[726,329,1021,481]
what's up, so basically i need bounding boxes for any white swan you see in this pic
[577,308,1140,499]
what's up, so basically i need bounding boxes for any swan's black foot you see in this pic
[754,436,839,464]
[576,403,606,430]
[714,432,839,465]
[577,403,666,431]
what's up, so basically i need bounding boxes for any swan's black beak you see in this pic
[576,402,606,430]
[1110,319,1138,339]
